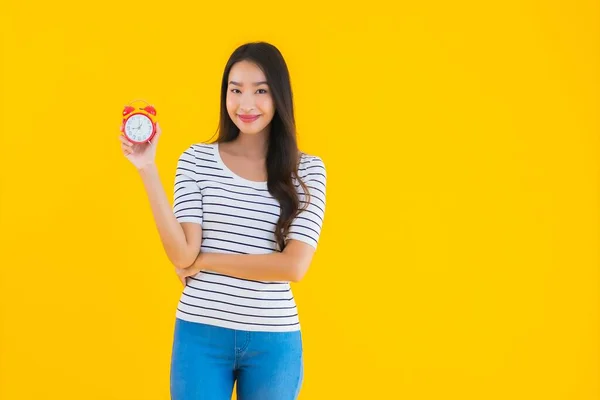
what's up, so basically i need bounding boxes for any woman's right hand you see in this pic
[119,121,162,170]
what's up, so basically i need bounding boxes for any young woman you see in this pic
[118,42,327,400]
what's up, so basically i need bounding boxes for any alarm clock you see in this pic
[120,99,158,144]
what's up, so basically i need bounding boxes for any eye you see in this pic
[257,89,268,94]
[230,88,241,94]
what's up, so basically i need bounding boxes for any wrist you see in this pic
[185,253,203,272]
[137,162,157,174]
[196,252,206,270]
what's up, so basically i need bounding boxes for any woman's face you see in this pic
[226,60,275,136]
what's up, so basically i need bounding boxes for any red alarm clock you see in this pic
[120,99,158,144]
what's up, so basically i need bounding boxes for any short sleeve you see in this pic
[286,156,327,249]
[173,145,203,225]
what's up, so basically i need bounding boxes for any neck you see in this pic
[231,127,270,159]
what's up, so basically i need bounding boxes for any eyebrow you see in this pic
[229,81,268,86]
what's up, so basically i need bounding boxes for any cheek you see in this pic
[258,97,274,115]
[226,93,236,108]
[226,96,238,115]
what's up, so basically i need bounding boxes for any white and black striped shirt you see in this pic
[172,142,326,332]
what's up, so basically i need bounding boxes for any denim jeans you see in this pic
[170,318,304,400]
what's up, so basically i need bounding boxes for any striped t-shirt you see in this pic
[172,142,327,332]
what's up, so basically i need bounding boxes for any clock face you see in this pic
[124,114,153,142]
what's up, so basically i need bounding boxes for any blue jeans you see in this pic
[170,318,304,400]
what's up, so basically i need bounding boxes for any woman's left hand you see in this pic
[175,263,202,286]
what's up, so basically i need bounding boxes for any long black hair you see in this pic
[211,41,311,251]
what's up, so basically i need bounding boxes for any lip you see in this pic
[238,114,261,123]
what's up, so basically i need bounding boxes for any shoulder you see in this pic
[297,152,326,182]
[177,142,216,163]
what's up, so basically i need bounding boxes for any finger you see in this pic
[119,135,134,147]
[150,122,161,145]
[122,144,133,155]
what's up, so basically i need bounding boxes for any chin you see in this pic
[237,126,267,135]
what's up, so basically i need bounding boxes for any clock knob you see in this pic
[143,105,156,116]
[123,105,135,116]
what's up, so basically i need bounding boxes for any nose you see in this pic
[239,106,255,113]
[239,92,256,113]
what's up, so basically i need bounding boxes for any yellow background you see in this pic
[1,1,598,399]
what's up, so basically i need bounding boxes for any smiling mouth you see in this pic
[238,115,261,122]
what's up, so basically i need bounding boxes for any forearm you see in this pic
[138,163,194,268]
[192,252,299,282]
